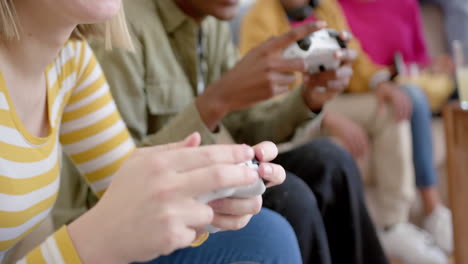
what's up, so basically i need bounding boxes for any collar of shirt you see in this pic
[155,0,210,40]
[156,0,192,34]
[154,0,210,92]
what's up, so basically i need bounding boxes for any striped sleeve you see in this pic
[18,41,211,263]
[16,227,82,264]
[59,41,135,197]
[18,41,136,263]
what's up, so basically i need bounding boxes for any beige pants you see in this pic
[326,94,415,228]
[279,93,415,228]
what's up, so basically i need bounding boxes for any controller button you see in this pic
[337,39,347,49]
[297,38,311,51]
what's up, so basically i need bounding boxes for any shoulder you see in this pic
[245,0,283,20]
[123,0,157,22]
[123,0,162,36]
[53,39,92,76]
[318,0,344,13]
[241,0,288,35]
[248,0,276,13]
[49,40,96,112]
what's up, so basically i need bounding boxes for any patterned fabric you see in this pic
[0,40,134,263]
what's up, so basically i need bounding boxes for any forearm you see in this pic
[194,88,228,132]
[224,86,318,145]
[141,102,230,147]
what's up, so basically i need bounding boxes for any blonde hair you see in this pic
[0,0,133,50]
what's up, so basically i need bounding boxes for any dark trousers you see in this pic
[263,139,389,264]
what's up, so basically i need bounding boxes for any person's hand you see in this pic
[207,141,285,231]
[253,141,285,188]
[322,111,369,158]
[67,133,283,264]
[301,32,357,111]
[426,55,455,75]
[196,21,327,131]
[375,81,412,121]
[302,63,354,111]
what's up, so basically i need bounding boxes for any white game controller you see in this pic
[283,28,347,74]
[197,160,266,233]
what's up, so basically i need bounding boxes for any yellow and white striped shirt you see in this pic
[0,40,134,263]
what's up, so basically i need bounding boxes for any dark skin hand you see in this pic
[375,81,413,122]
[322,111,369,158]
[302,45,357,111]
[196,22,357,131]
[196,21,327,131]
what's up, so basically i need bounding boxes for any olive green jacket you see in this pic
[93,0,318,146]
[53,0,318,227]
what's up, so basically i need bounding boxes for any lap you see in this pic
[139,208,301,264]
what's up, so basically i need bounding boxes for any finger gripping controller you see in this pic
[283,29,347,74]
[196,160,266,233]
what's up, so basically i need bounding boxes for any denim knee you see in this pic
[402,84,431,116]
[402,84,438,187]
[142,209,302,264]
[224,208,303,264]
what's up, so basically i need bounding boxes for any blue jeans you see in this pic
[403,84,438,188]
[139,208,301,264]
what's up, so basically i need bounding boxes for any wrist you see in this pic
[376,81,385,89]
[301,87,324,112]
[68,207,126,264]
[375,80,395,91]
[321,111,334,130]
[370,69,392,89]
[196,87,229,131]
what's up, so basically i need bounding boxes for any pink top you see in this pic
[338,0,431,67]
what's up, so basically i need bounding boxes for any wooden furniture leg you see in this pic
[443,102,468,264]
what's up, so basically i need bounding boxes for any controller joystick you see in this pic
[297,38,312,51]
[327,30,347,49]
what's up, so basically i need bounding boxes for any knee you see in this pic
[257,208,297,237]
[301,138,357,172]
[293,139,363,192]
[403,84,430,114]
[273,172,319,212]
[251,209,302,263]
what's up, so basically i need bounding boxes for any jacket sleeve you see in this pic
[224,86,318,145]
[91,26,226,146]
[90,26,150,146]
[141,102,234,146]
